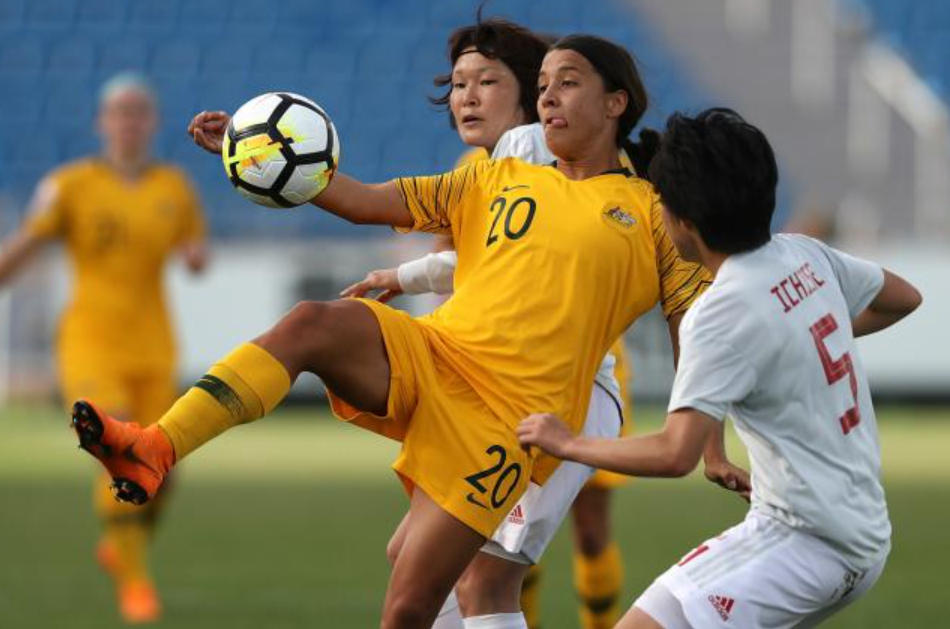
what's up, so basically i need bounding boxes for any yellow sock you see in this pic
[575,542,624,629]
[520,562,543,629]
[158,343,291,460]
[95,475,151,585]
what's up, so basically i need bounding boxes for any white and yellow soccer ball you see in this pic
[221,92,340,208]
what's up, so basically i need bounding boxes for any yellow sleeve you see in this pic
[172,170,207,244]
[22,173,69,239]
[455,146,488,168]
[651,198,712,318]
[394,160,492,235]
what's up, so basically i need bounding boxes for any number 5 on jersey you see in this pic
[810,313,861,435]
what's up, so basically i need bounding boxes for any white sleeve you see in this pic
[817,242,885,318]
[491,123,554,165]
[396,251,458,295]
[668,329,757,421]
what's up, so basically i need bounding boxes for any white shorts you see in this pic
[634,512,888,629]
[480,383,624,564]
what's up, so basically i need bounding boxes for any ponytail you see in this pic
[621,128,661,181]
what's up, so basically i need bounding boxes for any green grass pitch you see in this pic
[1,403,948,628]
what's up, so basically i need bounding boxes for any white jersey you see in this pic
[669,234,889,570]
[397,122,622,400]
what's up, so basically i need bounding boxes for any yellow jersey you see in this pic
[455,146,489,168]
[25,158,206,370]
[396,158,709,480]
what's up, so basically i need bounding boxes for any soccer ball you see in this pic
[221,92,340,208]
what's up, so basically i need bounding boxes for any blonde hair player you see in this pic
[342,22,669,629]
[519,108,921,629]
[74,37,715,629]
[0,73,208,623]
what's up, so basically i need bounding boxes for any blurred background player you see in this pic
[343,20,655,629]
[0,73,208,623]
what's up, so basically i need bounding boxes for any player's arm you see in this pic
[0,229,49,287]
[311,174,413,228]
[517,408,717,478]
[701,421,751,500]
[851,269,921,337]
[180,239,209,274]
[188,110,412,228]
[340,251,457,301]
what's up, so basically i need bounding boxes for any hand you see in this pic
[517,413,574,459]
[187,111,231,155]
[704,459,752,502]
[340,268,403,303]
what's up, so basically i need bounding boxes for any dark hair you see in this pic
[549,34,659,178]
[431,17,550,128]
[648,108,778,254]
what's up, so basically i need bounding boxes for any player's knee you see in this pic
[386,532,403,566]
[456,568,521,616]
[382,591,440,629]
[265,301,337,366]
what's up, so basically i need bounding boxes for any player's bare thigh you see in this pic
[253,299,390,415]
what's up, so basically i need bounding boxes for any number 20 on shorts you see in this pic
[465,445,522,510]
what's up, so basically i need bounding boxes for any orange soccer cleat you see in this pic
[119,580,162,624]
[72,400,174,505]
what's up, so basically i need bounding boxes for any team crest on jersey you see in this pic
[603,205,637,229]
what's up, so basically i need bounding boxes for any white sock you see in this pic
[462,612,528,629]
[432,590,464,629]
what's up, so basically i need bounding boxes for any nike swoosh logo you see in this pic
[122,444,160,476]
[501,185,530,192]
[466,493,489,510]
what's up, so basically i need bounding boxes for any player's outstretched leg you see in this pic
[72,400,174,504]
[72,299,390,504]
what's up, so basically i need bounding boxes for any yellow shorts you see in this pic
[58,345,175,427]
[327,299,535,538]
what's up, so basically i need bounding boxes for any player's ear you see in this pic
[605,89,628,120]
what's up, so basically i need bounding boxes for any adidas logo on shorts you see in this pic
[708,595,735,621]
[507,504,525,526]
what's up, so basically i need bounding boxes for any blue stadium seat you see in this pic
[308,78,354,132]
[230,0,278,33]
[305,48,358,80]
[427,1,476,31]
[47,39,96,80]
[27,0,76,33]
[151,41,202,80]
[380,130,438,178]
[202,42,251,80]
[352,79,407,128]
[356,36,418,79]
[76,0,126,34]
[13,134,60,166]
[324,0,382,38]
[61,131,98,161]
[129,0,180,32]
[0,0,26,34]
[528,0,581,34]
[434,135,471,171]
[0,39,44,77]
[45,81,96,130]
[97,39,148,78]
[252,42,307,77]
[0,78,44,127]
[178,0,230,37]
